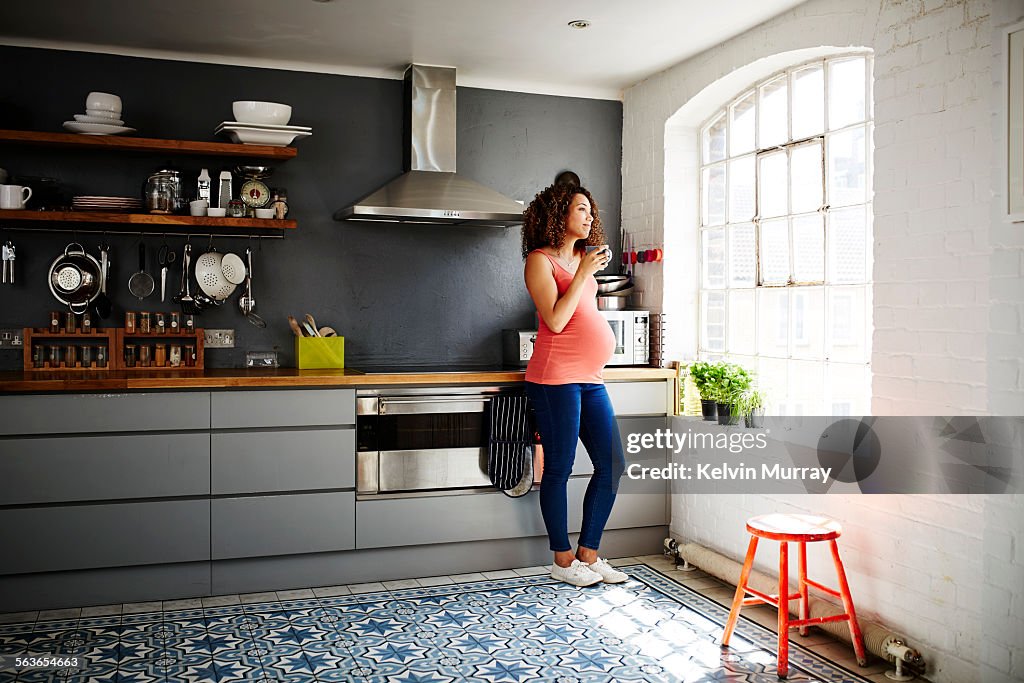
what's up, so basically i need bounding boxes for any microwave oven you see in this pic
[502,310,649,367]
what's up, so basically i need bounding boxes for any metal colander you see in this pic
[195,250,237,300]
[54,265,83,292]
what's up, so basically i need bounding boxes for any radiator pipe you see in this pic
[674,540,926,676]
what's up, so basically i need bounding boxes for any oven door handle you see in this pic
[379,396,491,415]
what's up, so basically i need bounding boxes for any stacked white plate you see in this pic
[72,196,143,212]
[214,121,312,147]
[64,110,135,135]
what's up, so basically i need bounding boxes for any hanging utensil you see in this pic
[48,242,102,314]
[173,242,199,314]
[94,241,112,318]
[288,315,305,337]
[238,246,265,328]
[304,314,321,337]
[128,242,155,300]
[157,240,176,303]
[221,252,246,285]
[195,242,236,301]
[1,241,14,285]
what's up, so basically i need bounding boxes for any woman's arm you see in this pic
[524,249,608,334]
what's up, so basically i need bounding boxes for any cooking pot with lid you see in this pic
[48,242,102,314]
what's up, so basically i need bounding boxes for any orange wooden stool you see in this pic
[721,513,867,678]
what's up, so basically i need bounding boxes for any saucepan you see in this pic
[48,242,102,314]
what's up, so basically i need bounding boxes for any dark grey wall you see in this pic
[0,46,622,369]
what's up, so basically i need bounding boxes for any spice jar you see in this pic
[184,314,195,334]
[48,345,61,368]
[64,311,77,334]
[95,345,108,368]
[81,311,93,333]
[139,344,151,368]
[65,344,77,368]
[49,311,61,334]
[32,345,45,368]
[169,344,182,367]
[139,311,152,334]
[228,199,245,218]
[170,312,181,333]
[184,344,196,367]
[155,312,166,334]
[81,345,94,368]
[125,311,137,334]
[154,343,167,368]
[124,344,137,368]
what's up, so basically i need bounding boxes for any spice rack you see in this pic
[22,327,115,371]
[114,328,205,371]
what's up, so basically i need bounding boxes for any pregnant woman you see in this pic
[521,182,627,587]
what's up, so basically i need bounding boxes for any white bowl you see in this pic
[85,109,122,120]
[86,92,122,113]
[207,207,227,217]
[254,208,274,219]
[232,101,292,126]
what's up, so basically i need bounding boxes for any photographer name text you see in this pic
[626,462,833,482]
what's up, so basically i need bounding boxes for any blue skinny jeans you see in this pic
[525,382,625,552]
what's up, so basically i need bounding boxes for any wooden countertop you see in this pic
[0,367,677,393]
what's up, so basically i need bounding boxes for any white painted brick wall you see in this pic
[626,1,1024,681]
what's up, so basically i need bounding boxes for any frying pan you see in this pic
[128,243,154,300]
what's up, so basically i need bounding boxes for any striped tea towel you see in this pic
[488,393,533,495]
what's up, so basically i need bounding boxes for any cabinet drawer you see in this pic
[211,492,354,559]
[0,392,210,436]
[0,433,210,504]
[0,500,210,575]
[210,389,355,429]
[606,381,671,416]
[212,429,355,494]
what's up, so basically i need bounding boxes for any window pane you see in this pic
[791,287,824,360]
[792,64,824,139]
[826,363,871,415]
[788,360,825,415]
[792,214,824,282]
[703,112,727,163]
[728,155,756,223]
[759,75,788,148]
[758,151,788,218]
[702,164,726,226]
[757,357,788,415]
[828,57,866,130]
[702,228,726,289]
[730,91,756,156]
[827,286,868,363]
[701,291,726,352]
[757,288,789,358]
[828,205,868,283]
[728,222,756,287]
[827,126,866,207]
[728,290,756,355]
[790,141,823,214]
[760,218,789,285]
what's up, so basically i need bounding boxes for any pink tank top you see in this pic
[525,250,616,384]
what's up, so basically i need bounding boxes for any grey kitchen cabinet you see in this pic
[606,380,673,416]
[0,433,210,505]
[0,500,210,575]
[211,429,355,494]
[212,492,355,560]
[0,391,210,436]
[210,388,355,429]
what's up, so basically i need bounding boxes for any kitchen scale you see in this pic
[236,165,273,218]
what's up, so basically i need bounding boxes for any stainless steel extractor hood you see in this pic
[334,64,524,228]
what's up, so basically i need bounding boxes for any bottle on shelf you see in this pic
[197,168,211,204]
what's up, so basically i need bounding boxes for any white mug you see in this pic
[189,199,208,217]
[0,185,32,210]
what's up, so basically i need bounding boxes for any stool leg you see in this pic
[722,535,758,647]
[798,541,809,636]
[829,539,868,666]
[778,541,789,678]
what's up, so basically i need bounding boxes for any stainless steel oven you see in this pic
[356,386,523,498]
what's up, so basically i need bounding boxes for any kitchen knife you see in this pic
[288,315,305,337]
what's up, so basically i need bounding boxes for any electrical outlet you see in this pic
[204,329,235,348]
[0,329,23,348]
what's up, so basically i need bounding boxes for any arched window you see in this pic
[698,54,873,414]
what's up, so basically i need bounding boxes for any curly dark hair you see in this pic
[521,183,605,258]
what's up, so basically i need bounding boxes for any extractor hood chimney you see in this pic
[334,64,525,227]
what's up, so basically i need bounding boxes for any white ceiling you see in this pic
[0,0,807,100]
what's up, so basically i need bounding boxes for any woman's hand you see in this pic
[577,246,611,278]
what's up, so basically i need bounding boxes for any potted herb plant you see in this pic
[709,362,751,426]
[688,361,717,421]
[735,389,766,428]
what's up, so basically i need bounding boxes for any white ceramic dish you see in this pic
[75,113,126,125]
[86,92,122,113]
[214,120,312,133]
[217,127,311,147]
[85,109,122,120]
[63,121,136,136]
[232,101,291,125]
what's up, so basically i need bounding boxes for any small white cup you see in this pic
[207,207,227,217]
[254,208,274,219]
[189,199,208,216]
[86,91,122,113]
[0,184,32,210]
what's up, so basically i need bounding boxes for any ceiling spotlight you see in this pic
[567,19,591,29]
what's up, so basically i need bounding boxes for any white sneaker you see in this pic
[587,558,629,584]
[550,559,602,587]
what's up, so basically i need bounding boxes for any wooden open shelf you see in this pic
[0,209,295,231]
[0,129,297,159]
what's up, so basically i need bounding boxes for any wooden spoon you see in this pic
[287,315,304,337]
